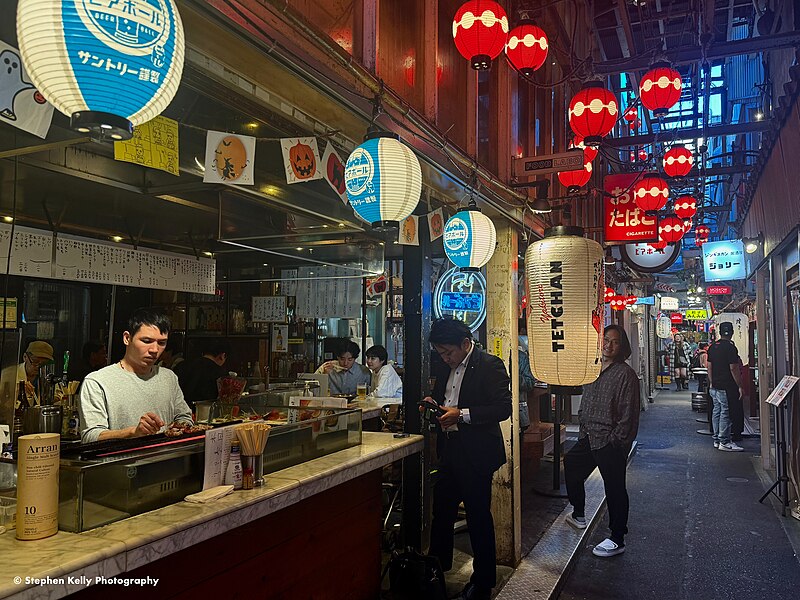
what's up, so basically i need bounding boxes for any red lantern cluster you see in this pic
[633,176,670,212]
[625,295,638,306]
[610,295,627,310]
[453,1,509,70]
[505,21,548,76]
[659,215,685,243]
[623,107,637,122]
[639,63,682,117]
[570,135,598,162]
[673,195,697,219]
[663,146,694,178]
[558,158,593,193]
[604,287,616,302]
[569,82,618,146]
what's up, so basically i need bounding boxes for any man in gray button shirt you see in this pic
[315,339,371,396]
[80,308,192,443]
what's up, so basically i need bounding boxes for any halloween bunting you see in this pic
[321,142,348,203]
[427,208,445,241]
[204,131,256,185]
[281,137,323,184]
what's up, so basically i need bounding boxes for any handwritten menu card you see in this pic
[252,296,287,323]
[0,223,215,294]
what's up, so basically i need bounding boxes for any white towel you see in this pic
[184,485,234,504]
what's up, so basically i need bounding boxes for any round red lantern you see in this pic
[453,1,509,70]
[610,295,626,310]
[629,151,636,162]
[558,158,592,193]
[683,218,693,232]
[505,21,548,76]
[663,146,694,177]
[696,224,710,238]
[570,135,598,162]
[623,107,637,122]
[673,195,697,219]
[638,148,648,161]
[604,286,615,302]
[649,238,668,250]
[568,81,618,146]
[625,295,638,306]
[639,63,682,117]
[628,120,638,132]
[659,215,685,243]
[633,176,670,212]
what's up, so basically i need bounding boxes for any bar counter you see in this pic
[0,431,422,599]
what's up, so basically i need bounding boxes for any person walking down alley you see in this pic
[670,333,692,390]
[707,321,745,452]
[564,325,640,558]
[425,318,511,600]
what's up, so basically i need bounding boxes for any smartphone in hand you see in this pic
[418,399,445,417]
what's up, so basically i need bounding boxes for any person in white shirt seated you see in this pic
[365,345,402,399]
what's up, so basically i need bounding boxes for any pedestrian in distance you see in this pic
[707,321,745,451]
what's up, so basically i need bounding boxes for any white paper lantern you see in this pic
[656,314,672,339]
[443,207,497,271]
[525,226,604,386]
[16,0,185,140]
[714,313,750,366]
[344,134,422,228]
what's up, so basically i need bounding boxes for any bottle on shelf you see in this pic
[225,440,243,490]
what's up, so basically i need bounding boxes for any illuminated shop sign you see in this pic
[433,267,487,331]
[702,240,746,282]
[660,296,679,310]
[603,173,658,243]
[620,242,680,273]
[685,309,708,320]
[706,285,732,295]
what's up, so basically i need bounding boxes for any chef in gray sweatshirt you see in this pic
[80,308,193,443]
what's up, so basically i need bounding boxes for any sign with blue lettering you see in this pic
[702,240,746,282]
[433,267,487,332]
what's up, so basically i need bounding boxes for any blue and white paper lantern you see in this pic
[443,208,497,271]
[344,136,422,227]
[17,0,185,139]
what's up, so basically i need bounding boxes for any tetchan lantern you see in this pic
[674,195,697,219]
[17,0,185,140]
[663,146,694,177]
[639,63,682,118]
[568,81,618,146]
[570,136,598,162]
[453,1,509,70]
[659,215,685,243]
[656,314,672,338]
[505,21,548,76]
[344,134,422,228]
[525,226,603,386]
[443,206,497,271]
[633,176,670,212]
[557,158,592,193]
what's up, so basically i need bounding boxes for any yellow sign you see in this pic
[685,309,708,320]
[1,298,17,328]
[114,115,179,176]
[493,337,503,359]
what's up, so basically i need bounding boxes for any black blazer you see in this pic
[432,346,512,474]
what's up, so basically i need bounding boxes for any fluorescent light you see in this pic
[110,235,123,243]
[2,216,13,223]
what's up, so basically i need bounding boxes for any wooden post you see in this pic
[485,224,521,566]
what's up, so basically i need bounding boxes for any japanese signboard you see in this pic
[715,312,750,365]
[706,285,732,295]
[670,313,683,324]
[603,173,658,243]
[512,149,584,177]
[765,375,799,407]
[620,242,680,273]
[685,309,708,320]
[433,267,487,332]
[702,240,746,282]
[660,296,679,310]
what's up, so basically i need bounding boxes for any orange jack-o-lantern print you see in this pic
[290,141,317,179]
[429,212,444,238]
[326,152,346,195]
[215,136,249,181]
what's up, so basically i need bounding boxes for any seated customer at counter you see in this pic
[79,308,192,443]
[365,345,402,398]
[174,339,230,410]
[315,339,371,396]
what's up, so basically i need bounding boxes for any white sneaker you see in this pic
[713,441,720,449]
[565,513,587,529]
[718,442,744,452]
[592,538,625,557]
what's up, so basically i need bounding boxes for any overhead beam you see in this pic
[604,120,770,147]
[594,30,800,73]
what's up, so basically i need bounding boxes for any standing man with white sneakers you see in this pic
[707,321,744,452]
[564,325,640,558]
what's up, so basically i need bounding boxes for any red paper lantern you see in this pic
[625,295,638,306]
[673,195,697,219]
[557,158,593,193]
[604,287,615,302]
[453,1,509,70]
[505,21,548,76]
[696,224,710,238]
[623,107,637,122]
[568,81,618,146]
[629,151,636,162]
[628,120,637,132]
[610,295,627,310]
[649,238,668,250]
[570,135,598,162]
[639,63,682,117]
[638,148,648,161]
[633,176,670,212]
[659,215,685,243]
[683,218,693,232]
[663,146,694,177]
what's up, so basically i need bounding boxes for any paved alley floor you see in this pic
[557,386,800,600]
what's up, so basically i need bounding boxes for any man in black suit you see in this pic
[425,318,512,600]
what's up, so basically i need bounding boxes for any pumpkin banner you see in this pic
[398,215,420,246]
[281,137,323,184]
[203,131,255,185]
[320,142,348,203]
[427,208,445,241]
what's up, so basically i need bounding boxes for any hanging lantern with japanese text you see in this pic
[443,206,497,271]
[656,314,672,338]
[452,0,509,70]
[525,226,603,386]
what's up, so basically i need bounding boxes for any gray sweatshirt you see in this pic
[79,363,193,443]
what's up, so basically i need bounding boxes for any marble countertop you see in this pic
[349,398,402,420]
[0,432,422,599]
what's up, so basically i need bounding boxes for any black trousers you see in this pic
[564,436,630,544]
[726,384,743,437]
[429,434,497,589]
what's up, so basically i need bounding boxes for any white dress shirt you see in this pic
[442,342,474,431]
